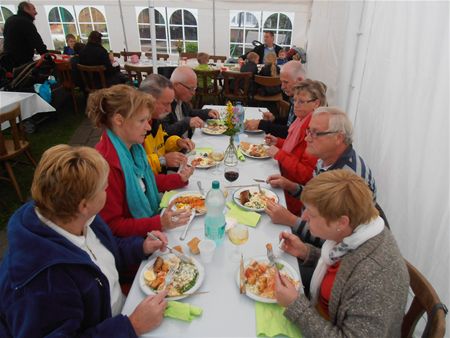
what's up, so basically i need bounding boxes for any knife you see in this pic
[147,232,192,263]
[266,243,281,278]
[179,210,196,241]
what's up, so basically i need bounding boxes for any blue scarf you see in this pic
[107,129,160,218]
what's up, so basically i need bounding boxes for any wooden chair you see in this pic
[221,71,253,105]
[55,62,79,113]
[253,75,283,103]
[277,99,291,121]
[77,64,107,93]
[112,52,121,58]
[210,55,227,63]
[120,51,142,62]
[180,52,198,60]
[402,260,447,338]
[47,49,62,55]
[124,64,153,87]
[0,106,37,202]
[193,69,221,108]
[145,53,169,61]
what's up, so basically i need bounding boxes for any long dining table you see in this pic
[121,106,300,337]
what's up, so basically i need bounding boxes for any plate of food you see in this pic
[236,256,300,303]
[202,124,228,135]
[140,253,204,300]
[244,128,264,134]
[233,187,278,212]
[188,155,216,168]
[239,141,270,158]
[169,191,206,215]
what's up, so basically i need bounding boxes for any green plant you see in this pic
[185,41,198,53]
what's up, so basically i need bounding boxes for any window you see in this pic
[137,8,167,53]
[229,11,259,58]
[47,6,77,50]
[168,9,198,54]
[229,11,294,58]
[0,6,14,51]
[264,13,293,47]
[77,6,110,50]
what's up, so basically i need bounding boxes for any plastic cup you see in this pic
[198,239,216,263]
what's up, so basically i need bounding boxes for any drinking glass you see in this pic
[211,151,224,175]
[228,224,249,261]
[224,165,239,183]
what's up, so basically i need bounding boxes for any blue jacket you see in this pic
[0,202,145,337]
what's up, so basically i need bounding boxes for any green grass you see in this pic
[0,102,86,231]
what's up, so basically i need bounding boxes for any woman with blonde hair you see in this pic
[265,79,326,215]
[276,170,409,337]
[87,84,193,237]
[259,52,280,77]
[0,145,170,336]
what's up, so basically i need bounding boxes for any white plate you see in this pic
[236,255,299,303]
[140,253,205,300]
[239,144,271,159]
[188,155,216,169]
[244,129,264,134]
[201,126,227,135]
[169,191,206,215]
[233,187,278,212]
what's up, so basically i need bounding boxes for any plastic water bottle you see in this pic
[205,181,226,245]
[235,101,245,133]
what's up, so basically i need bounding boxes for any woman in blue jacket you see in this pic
[0,145,169,337]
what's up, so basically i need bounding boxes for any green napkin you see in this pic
[195,147,213,156]
[164,301,203,322]
[236,147,246,161]
[255,302,302,338]
[226,202,260,227]
[160,190,178,209]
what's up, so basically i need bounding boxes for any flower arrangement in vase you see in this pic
[223,101,242,166]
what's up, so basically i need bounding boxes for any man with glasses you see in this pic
[244,61,305,138]
[264,107,379,293]
[162,66,220,138]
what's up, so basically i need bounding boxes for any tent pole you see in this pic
[213,0,216,55]
[149,0,158,74]
[118,0,128,50]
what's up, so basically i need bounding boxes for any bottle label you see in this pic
[205,222,226,244]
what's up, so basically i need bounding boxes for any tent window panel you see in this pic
[78,9,91,23]
[244,45,254,54]
[170,10,182,25]
[94,23,108,35]
[1,7,13,22]
[155,26,166,39]
[48,8,60,22]
[278,14,292,30]
[155,11,165,25]
[183,11,196,26]
[102,40,110,51]
[230,29,243,43]
[277,30,291,45]
[170,26,183,40]
[139,25,151,39]
[264,14,277,29]
[59,8,74,22]
[63,23,77,35]
[184,27,197,40]
[53,37,65,50]
[90,8,105,23]
[140,39,150,51]
[230,44,243,57]
[79,24,92,37]
[138,10,149,24]
[245,30,259,43]
[245,13,258,28]
[156,41,167,51]
[0,23,4,35]
[50,23,64,35]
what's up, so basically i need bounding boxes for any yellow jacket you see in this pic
[143,119,181,173]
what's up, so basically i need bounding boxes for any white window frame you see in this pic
[262,11,294,48]
[74,5,110,48]
[135,6,167,53]
[229,10,261,58]
[44,5,78,50]
[0,5,15,47]
[166,8,198,54]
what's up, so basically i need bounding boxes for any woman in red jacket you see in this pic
[87,84,194,237]
[265,79,327,215]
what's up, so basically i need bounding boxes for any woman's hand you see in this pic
[164,152,187,168]
[161,204,192,230]
[264,134,278,146]
[143,231,167,255]
[178,164,194,182]
[244,119,260,130]
[275,272,298,307]
[266,145,279,158]
[129,290,168,336]
[266,174,298,194]
[176,138,195,152]
[279,231,309,260]
[265,200,298,227]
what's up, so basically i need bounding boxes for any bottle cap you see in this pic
[212,180,220,189]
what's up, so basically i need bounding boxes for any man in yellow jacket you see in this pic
[140,74,195,173]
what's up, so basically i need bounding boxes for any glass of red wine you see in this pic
[224,165,239,183]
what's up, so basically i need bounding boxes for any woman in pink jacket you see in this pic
[265,79,327,215]
[87,84,194,237]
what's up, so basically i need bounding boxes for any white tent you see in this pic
[3,0,449,334]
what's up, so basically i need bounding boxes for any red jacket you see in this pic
[96,131,187,237]
[274,114,317,215]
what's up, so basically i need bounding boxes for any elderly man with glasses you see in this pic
[264,107,383,294]
[162,66,220,138]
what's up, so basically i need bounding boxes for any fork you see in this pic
[147,232,192,263]
[266,243,282,278]
[163,265,177,290]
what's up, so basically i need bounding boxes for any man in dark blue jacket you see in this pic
[2,2,47,70]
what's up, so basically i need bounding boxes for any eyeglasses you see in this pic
[306,128,338,138]
[296,98,317,105]
[179,82,197,93]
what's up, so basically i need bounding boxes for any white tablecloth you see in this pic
[0,91,55,130]
[121,106,300,337]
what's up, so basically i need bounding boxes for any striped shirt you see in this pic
[294,145,377,247]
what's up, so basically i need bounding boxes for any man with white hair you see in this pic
[162,66,220,138]
[244,60,305,138]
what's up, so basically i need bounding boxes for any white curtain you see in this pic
[307,0,449,334]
